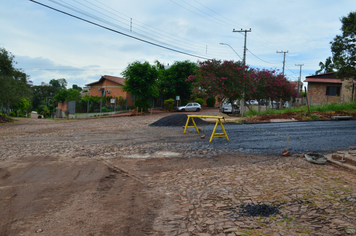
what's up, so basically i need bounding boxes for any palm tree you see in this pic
[315,57,335,74]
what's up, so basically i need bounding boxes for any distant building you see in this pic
[304,72,356,104]
[85,75,134,106]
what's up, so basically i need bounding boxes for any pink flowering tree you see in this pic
[247,69,297,105]
[187,59,253,106]
[188,59,297,112]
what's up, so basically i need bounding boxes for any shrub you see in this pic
[194,98,204,106]
[164,98,175,111]
[206,97,216,107]
[101,107,111,112]
[9,111,16,117]
[134,99,151,112]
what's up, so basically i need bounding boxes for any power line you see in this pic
[47,0,212,54]
[247,49,279,65]
[29,0,212,60]
[220,43,243,60]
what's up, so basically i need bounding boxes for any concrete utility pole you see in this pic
[233,28,251,65]
[233,28,251,117]
[276,50,288,76]
[295,64,304,98]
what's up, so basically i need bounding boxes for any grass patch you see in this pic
[243,102,356,117]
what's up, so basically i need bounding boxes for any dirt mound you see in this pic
[149,114,209,127]
[0,115,12,123]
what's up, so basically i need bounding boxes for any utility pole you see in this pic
[295,64,304,98]
[233,28,251,65]
[276,50,288,76]
[233,28,251,117]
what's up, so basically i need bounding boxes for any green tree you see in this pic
[31,85,59,112]
[158,60,198,100]
[72,84,82,91]
[0,47,32,115]
[315,56,336,75]
[13,98,31,117]
[49,78,67,89]
[331,11,356,78]
[122,61,159,110]
[53,89,81,103]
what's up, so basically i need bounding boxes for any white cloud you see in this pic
[1,0,354,87]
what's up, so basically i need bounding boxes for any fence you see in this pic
[74,97,164,115]
[75,99,131,114]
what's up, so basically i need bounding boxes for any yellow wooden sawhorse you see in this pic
[183,115,229,143]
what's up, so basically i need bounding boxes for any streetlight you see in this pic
[220,43,243,61]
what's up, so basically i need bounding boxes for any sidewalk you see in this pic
[326,148,356,173]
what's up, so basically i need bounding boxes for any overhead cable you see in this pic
[29,0,212,60]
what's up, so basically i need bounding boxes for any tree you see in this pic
[13,98,31,117]
[315,56,336,75]
[248,69,297,102]
[49,78,67,89]
[53,89,81,103]
[331,11,356,78]
[187,59,252,104]
[0,47,32,115]
[122,61,159,110]
[31,85,59,112]
[72,84,82,91]
[158,60,198,100]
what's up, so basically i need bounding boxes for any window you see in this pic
[326,86,340,96]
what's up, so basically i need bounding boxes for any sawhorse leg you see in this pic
[184,117,199,134]
[209,118,229,142]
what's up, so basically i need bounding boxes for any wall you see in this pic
[88,80,134,106]
[341,78,354,102]
[57,102,67,111]
[308,81,356,104]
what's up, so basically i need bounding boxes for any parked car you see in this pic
[177,102,201,112]
[221,103,240,114]
[259,99,267,106]
[248,100,259,105]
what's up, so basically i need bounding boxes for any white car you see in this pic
[248,100,259,105]
[221,103,240,114]
[177,103,201,112]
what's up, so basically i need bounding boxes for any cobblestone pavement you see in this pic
[1,114,356,236]
[145,158,356,236]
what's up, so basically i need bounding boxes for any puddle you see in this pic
[123,151,181,159]
[124,154,150,159]
[153,151,181,158]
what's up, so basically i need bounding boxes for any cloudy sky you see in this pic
[1,0,354,88]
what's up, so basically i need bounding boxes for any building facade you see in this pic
[304,73,355,104]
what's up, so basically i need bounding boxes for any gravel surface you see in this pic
[1,113,356,236]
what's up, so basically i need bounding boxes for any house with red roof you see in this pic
[85,75,134,106]
[304,72,355,104]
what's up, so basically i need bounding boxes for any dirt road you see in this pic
[1,113,356,236]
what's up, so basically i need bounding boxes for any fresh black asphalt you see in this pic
[195,120,356,155]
